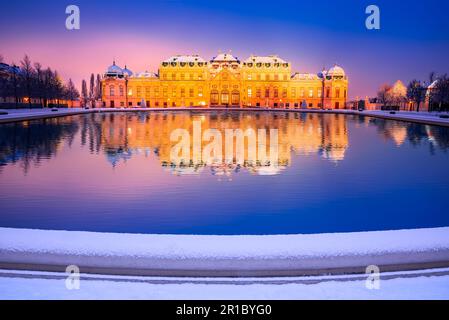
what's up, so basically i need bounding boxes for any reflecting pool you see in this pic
[1,111,449,235]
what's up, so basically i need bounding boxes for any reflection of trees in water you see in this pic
[0,117,79,173]
[365,116,449,151]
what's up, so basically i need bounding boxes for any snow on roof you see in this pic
[106,61,123,75]
[122,66,133,77]
[244,55,287,64]
[291,73,319,80]
[428,80,439,89]
[163,55,206,63]
[211,53,239,63]
[135,71,158,78]
[327,64,346,77]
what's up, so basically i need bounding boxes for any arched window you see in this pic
[265,87,270,98]
[231,90,240,105]
[210,90,219,105]
[221,90,229,105]
[109,85,115,97]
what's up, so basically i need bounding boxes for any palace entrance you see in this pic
[221,90,229,106]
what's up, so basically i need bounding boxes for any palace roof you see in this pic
[211,53,239,63]
[327,64,346,77]
[163,55,206,63]
[244,55,287,64]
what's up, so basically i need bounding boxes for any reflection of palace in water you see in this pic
[95,112,350,175]
[1,112,449,175]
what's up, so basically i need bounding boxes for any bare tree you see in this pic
[407,80,425,112]
[433,75,449,112]
[64,79,80,107]
[20,55,34,108]
[429,72,436,85]
[9,62,21,108]
[34,62,44,107]
[377,83,392,108]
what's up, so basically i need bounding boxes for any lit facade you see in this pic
[102,53,348,109]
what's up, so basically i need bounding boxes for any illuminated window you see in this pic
[198,87,203,97]
[247,87,252,98]
[291,87,296,98]
[247,74,252,80]
[172,87,177,97]
[309,89,313,98]
[300,88,305,97]
[163,87,168,97]
[155,88,160,97]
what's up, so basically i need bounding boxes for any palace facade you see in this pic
[101,53,348,109]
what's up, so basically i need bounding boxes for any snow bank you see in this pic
[2,270,449,299]
[1,227,449,276]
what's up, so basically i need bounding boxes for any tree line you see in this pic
[0,54,80,108]
[377,73,449,112]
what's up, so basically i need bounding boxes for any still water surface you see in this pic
[1,111,448,235]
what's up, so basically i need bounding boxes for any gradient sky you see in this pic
[1,0,448,99]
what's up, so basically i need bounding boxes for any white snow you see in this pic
[1,268,449,300]
[1,227,449,275]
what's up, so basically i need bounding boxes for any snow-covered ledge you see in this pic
[1,227,449,277]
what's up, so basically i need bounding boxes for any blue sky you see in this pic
[1,0,448,98]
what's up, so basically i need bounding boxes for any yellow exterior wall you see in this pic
[102,55,348,109]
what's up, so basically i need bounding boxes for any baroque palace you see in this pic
[102,53,348,109]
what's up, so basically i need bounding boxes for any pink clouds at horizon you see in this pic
[1,32,193,90]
